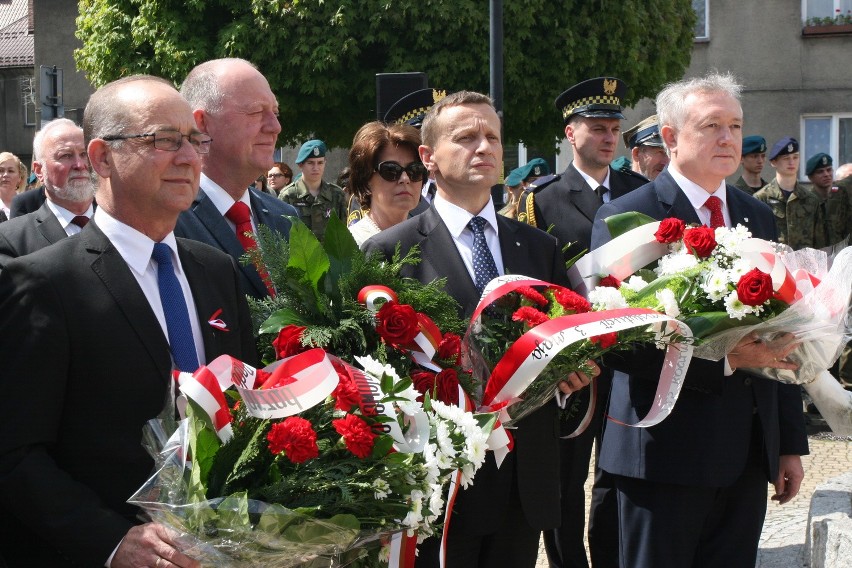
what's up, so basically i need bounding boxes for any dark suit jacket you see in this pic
[362,206,567,533]
[10,186,46,218]
[590,171,808,487]
[175,187,297,300]
[0,201,69,267]
[0,222,258,567]
[522,164,647,262]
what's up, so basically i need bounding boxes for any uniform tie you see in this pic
[704,195,725,228]
[468,216,500,295]
[151,243,199,372]
[70,215,89,228]
[224,201,275,296]
[595,185,608,201]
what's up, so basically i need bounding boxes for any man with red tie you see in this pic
[0,118,94,267]
[175,57,298,299]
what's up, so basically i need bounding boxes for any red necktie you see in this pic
[71,215,89,228]
[704,195,725,229]
[225,202,275,296]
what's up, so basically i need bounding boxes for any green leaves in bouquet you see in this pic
[185,401,222,503]
[603,211,658,238]
[284,219,332,316]
[206,415,275,498]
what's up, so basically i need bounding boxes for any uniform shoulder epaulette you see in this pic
[346,194,363,226]
[526,173,561,193]
[613,167,649,184]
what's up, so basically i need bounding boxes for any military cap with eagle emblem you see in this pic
[383,88,448,128]
[555,77,627,124]
[768,136,799,161]
[805,152,833,176]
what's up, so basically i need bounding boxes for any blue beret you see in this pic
[768,137,798,161]
[296,139,327,164]
[741,135,767,156]
[805,153,832,176]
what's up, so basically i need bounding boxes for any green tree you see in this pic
[75,0,695,149]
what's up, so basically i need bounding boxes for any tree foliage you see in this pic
[75,0,695,149]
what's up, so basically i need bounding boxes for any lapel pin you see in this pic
[743,217,749,223]
[208,308,230,332]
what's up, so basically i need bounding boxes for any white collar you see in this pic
[432,193,499,238]
[45,199,94,230]
[668,165,727,211]
[572,162,611,192]
[199,172,252,216]
[93,207,181,278]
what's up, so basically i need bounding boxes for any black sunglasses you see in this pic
[375,161,427,182]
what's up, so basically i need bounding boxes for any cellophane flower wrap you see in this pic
[129,215,497,566]
[586,212,852,386]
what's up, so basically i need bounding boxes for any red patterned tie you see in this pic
[704,195,725,229]
[225,202,275,296]
[70,215,89,228]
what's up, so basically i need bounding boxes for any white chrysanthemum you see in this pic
[372,478,390,500]
[701,266,729,301]
[436,421,457,458]
[355,355,401,382]
[465,432,488,468]
[588,286,628,310]
[395,384,423,416]
[428,483,445,517]
[657,251,699,276]
[378,542,391,563]
[622,275,648,292]
[655,288,681,317]
[724,291,751,320]
[459,463,477,489]
[402,490,425,528]
[728,257,752,282]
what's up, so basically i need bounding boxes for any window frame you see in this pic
[800,112,852,177]
[693,0,709,41]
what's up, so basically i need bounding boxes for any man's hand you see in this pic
[557,360,599,395]
[771,454,804,505]
[112,523,200,568]
[728,332,800,372]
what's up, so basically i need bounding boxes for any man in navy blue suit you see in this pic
[591,73,809,568]
[176,58,297,299]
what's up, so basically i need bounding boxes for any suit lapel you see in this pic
[497,217,531,275]
[84,223,172,381]
[655,171,702,225]
[565,165,603,223]
[34,203,68,244]
[417,208,480,314]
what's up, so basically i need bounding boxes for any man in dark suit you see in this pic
[0,75,257,568]
[9,185,46,218]
[518,77,647,568]
[175,58,297,300]
[591,72,808,568]
[363,91,593,567]
[0,118,94,267]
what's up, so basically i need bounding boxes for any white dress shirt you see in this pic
[46,199,95,236]
[668,166,731,228]
[573,162,613,203]
[199,172,257,232]
[432,193,505,280]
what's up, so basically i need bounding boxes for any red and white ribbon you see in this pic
[358,285,398,312]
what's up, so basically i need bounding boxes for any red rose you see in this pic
[552,287,592,314]
[376,301,420,346]
[682,226,717,258]
[333,414,378,458]
[266,416,319,463]
[598,275,622,289]
[434,368,461,405]
[411,370,437,402]
[736,268,774,306]
[516,286,548,306]
[655,217,686,243]
[437,333,462,366]
[512,306,550,327]
[332,362,362,411]
[272,325,308,359]
[591,332,618,349]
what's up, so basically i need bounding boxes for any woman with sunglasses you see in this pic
[347,121,426,246]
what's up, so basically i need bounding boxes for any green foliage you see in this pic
[75,0,695,148]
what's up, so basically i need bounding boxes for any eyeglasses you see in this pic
[267,173,288,179]
[375,161,428,182]
[101,130,212,154]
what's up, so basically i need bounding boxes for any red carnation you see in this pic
[376,301,420,346]
[411,370,437,402]
[333,414,377,458]
[591,332,618,349]
[736,268,774,306]
[552,287,592,314]
[437,332,462,366]
[272,325,308,359]
[266,416,319,463]
[682,226,717,258]
[516,286,548,306]
[332,362,362,411]
[513,306,550,327]
[655,217,686,243]
[598,275,622,289]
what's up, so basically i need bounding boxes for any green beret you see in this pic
[505,167,526,187]
[805,152,833,176]
[505,158,551,187]
[741,136,767,156]
[611,156,632,173]
[296,139,327,164]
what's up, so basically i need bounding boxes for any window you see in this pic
[803,0,852,24]
[801,114,852,176]
[693,0,709,39]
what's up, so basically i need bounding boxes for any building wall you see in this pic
[0,68,35,161]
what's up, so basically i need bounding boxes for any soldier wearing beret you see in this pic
[499,157,550,220]
[278,139,348,240]
[754,137,825,249]
[622,114,668,180]
[733,135,768,195]
[805,152,850,246]
[519,77,646,568]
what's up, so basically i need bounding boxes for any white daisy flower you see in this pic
[701,267,729,301]
[724,291,750,320]
[372,478,390,500]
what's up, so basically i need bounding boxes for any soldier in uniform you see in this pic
[754,137,824,250]
[278,139,347,240]
[499,158,550,220]
[621,114,668,180]
[733,135,768,195]
[519,77,647,568]
[805,152,850,246]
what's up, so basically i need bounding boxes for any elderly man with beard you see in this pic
[0,118,95,267]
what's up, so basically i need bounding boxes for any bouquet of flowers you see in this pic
[579,212,852,432]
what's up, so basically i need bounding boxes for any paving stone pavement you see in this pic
[535,433,852,567]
